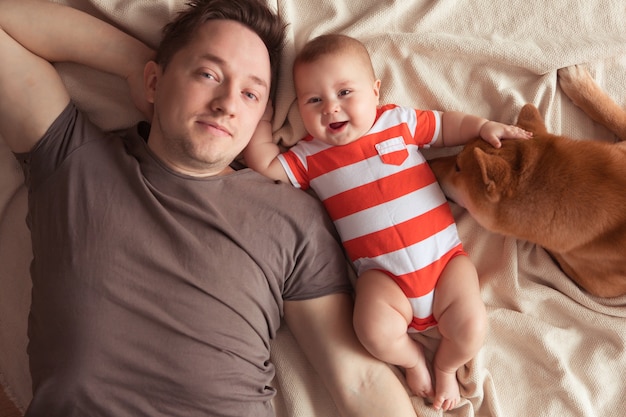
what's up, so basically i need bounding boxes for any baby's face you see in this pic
[294,53,380,146]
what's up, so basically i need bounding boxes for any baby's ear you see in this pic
[473,148,512,203]
[373,79,381,103]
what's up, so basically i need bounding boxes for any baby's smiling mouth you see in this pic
[329,121,347,131]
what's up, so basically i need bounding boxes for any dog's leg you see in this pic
[558,65,626,141]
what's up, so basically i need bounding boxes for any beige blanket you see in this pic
[2,1,626,416]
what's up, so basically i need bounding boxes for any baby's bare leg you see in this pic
[353,270,433,398]
[432,255,487,411]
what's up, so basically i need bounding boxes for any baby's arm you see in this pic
[243,102,290,183]
[437,111,532,148]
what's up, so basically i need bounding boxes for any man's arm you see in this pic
[284,293,418,417]
[0,0,153,153]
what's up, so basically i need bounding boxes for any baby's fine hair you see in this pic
[294,34,376,80]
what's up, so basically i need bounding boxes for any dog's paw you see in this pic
[557,65,599,108]
[558,65,591,87]
[558,65,626,142]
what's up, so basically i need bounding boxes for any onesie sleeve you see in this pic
[412,108,442,148]
[277,142,312,190]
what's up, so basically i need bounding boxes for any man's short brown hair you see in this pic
[156,0,286,91]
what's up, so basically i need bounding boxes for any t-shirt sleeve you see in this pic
[280,193,352,301]
[13,102,105,192]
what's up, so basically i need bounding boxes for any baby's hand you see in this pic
[261,100,274,123]
[479,121,532,148]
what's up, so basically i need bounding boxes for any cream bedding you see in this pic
[2,1,626,416]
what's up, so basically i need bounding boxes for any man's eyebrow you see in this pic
[199,53,269,89]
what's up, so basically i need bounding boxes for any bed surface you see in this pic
[2,1,626,416]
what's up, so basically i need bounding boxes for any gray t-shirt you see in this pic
[15,103,351,417]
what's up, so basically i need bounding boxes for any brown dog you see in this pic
[429,66,626,297]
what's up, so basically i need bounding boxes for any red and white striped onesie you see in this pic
[278,104,466,331]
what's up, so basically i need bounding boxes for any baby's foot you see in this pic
[432,367,460,411]
[405,361,434,399]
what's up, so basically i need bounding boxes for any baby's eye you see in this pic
[307,97,322,104]
[338,89,351,97]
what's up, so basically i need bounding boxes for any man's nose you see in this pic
[211,81,237,115]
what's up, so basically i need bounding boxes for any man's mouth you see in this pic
[197,120,231,137]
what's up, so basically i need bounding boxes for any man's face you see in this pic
[146,19,271,177]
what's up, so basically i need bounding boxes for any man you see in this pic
[0,0,417,416]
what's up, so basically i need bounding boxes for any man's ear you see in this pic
[143,61,160,105]
[473,147,512,203]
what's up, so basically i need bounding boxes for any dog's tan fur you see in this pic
[429,65,626,297]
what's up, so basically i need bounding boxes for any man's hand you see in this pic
[126,59,154,121]
[0,0,157,150]
[285,294,418,417]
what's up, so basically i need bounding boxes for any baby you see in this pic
[244,34,531,411]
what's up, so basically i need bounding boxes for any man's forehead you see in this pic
[191,20,271,83]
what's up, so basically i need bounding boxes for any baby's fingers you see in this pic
[503,125,533,140]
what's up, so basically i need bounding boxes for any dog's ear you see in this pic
[473,148,512,203]
[516,104,548,135]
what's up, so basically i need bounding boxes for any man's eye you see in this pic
[244,92,258,101]
[201,72,216,80]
